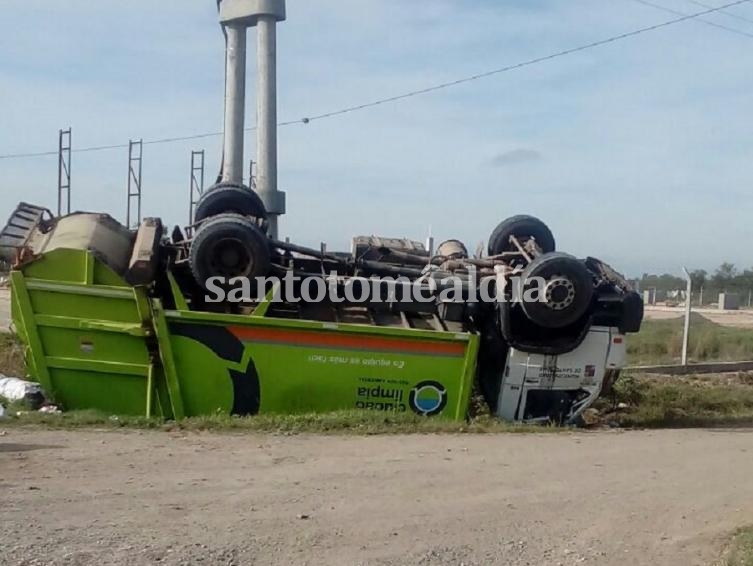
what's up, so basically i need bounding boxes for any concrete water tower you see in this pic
[218,0,286,239]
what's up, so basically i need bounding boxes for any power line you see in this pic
[626,0,753,38]
[284,0,753,124]
[0,129,248,160]
[683,0,753,25]
[1,0,751,161]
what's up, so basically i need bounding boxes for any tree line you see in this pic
[638,263,753,304]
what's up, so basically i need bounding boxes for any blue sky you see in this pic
[1,0,752,276]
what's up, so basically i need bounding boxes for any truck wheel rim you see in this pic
[208,237,252,279]
[544,275,575,311]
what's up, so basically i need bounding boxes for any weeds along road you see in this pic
[0,289,10,332]
[1,428,751,566]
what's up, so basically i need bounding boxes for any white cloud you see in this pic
[489,148,544,167]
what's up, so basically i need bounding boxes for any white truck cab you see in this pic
[497,326,626,424]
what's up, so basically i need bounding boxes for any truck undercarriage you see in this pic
[1,203,642,424]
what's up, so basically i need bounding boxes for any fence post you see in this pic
[682,267,692,366]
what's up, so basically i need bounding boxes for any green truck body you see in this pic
[11,248,478,421]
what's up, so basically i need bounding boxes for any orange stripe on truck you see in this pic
[228,326,466,357]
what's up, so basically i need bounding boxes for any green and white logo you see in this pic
[409,381,447,416]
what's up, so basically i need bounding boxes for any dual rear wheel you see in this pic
[190,184,270,289]
[489,215,593,329]
[519,252,594,329]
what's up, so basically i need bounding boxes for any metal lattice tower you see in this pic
[189,150,206,224]
[57,128,72,216]
[126,139,143,229]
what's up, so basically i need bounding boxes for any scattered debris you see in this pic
[580,408,601,426]
[0,375,45,409]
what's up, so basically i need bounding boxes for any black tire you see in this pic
[194,183,267,223]
[487,215,555,256]
[190,213,270,289]
[519,252,593,329]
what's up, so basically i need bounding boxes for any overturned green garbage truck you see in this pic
[0,202,642,424]
[0,0,642,424]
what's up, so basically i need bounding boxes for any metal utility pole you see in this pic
[189,150,206,224]
[218,0,286,239]
[681,267,692,366]
[57,128,72,216]
[126,139,143,229]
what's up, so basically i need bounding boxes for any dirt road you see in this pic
[1,429,751,566]
[644,305,753,328]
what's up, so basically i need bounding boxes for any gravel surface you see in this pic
[1,428,752,565]
[644,306,753,328]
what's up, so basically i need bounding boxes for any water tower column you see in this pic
[222,23,247,185]
[256,13,283,239]
[218,0,286,238]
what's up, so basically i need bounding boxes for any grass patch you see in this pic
[0,393,29,415]
[598,372,753,428]
[4,374,753,433]
[0,332,26,377]
[720,526,753,566]
[3,314,753,432]
[0,408,562,435]
[628,314,753,366]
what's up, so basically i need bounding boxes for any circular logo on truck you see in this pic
[409,381,448,416]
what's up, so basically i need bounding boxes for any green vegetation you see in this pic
[0,408,559,434]
[601,372,753,428]
[6,372,753,432]
[721,526,753,566]
[628,315,753,366]
[0,394,27,415]
[0,333,29,414]
[0,332,26,377]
